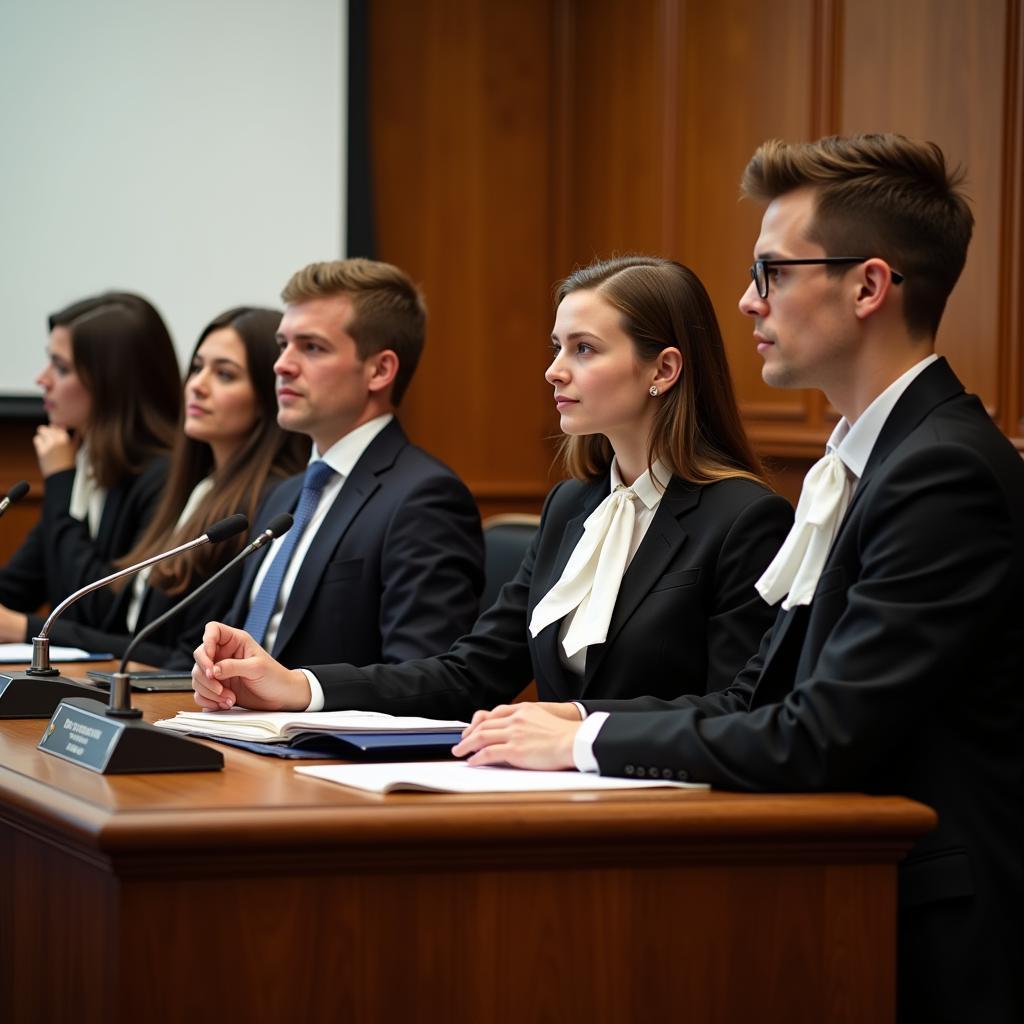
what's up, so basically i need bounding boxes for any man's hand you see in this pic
[452,702,582,771]
[33,425,78,478]
[192,622,311,711]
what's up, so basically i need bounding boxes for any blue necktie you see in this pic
[243,460,337,646]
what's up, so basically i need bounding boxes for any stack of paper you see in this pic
[153,709,469,743]
[296,761,708,794]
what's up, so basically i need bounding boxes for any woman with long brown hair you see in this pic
[0,291,180,637]
[192,255,793,715]
[9,306,308,666]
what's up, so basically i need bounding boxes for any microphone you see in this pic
[107,512,294,716]
[0,513,248,719]
[36,513,293,775]
[0,481,30,518]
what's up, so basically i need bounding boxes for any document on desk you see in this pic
[296,761,709,794]
[153,709,469,743]
[0,643,113,663]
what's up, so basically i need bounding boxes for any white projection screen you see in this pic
[0,0,347,403]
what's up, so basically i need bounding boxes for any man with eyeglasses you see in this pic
[455,133,1024,1023]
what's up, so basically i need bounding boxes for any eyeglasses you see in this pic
[749,258,905,299]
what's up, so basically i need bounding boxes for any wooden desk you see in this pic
[0,664,935,1023]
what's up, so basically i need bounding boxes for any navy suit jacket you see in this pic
[309,472,792,720]
[582,360,1024,1023]
[224,419,484,668]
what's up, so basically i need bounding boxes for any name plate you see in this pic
[39,700,125,773]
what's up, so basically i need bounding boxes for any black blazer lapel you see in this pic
[582,477,699,686]
[829,357,964,553]
[270,421,406,658]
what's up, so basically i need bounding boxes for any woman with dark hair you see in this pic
[192,256,793,716]
[9,307,309,666]
[0,291,180,633]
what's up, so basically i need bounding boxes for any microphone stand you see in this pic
[0,514,247,719]
[37,514,292,774]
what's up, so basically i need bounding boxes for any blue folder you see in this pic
[210,729,465,761]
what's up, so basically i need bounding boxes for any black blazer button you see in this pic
[662,768,673,780]
[648,767,659,777]
[634,766,645,778]
[624,764,635,776]
[676,770,689,781]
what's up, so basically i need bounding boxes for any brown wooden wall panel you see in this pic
[674,0,823,446]
[369,0,1023,511]
[369,0,562,513]
[838,0,1009,422]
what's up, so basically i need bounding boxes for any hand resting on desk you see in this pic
[192,622,311,712]
[453,702,583,771]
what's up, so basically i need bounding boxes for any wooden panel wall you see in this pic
[1,0,1019,548]
[369,0,1024,510]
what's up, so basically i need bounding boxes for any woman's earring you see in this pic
[649,385,659,397]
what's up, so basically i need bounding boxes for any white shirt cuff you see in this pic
[301,669,325,712]
[572,711,609,773]
[572,701,588,720]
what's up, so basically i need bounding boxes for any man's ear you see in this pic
[366,349,399,394]
[853,259,899,321]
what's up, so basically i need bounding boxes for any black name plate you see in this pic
[39,700,124,772]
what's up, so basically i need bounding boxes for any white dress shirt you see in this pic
[125,477,214,632]
[250,414,393,658]
[68,444,107,539]
[573,355,939,772]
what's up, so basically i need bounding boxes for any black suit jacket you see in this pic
[224,419,485,667]
[28,476,291,669]
[583,360,1024,1023]
[1,457,168,629]
[311,472,792,720]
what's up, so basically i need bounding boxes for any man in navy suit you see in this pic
[455,135,1024,1022]
[217,258,483,671]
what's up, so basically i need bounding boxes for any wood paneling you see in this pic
[0,681,934,1024]
[369,0,1024,511]
[368,0,562,511]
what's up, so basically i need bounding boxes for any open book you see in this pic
[153,709,469,744]
[297,761,708,794]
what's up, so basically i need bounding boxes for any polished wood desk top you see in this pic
[0,661,937,873]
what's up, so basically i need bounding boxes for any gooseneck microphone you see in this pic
[0,481,30,518]
[107,512,294,717]
[0,514,248,720]
[28,513,249,676]
[34,513,294,774]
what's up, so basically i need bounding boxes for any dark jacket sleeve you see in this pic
[310,482,569,719]
[589,443,1024,788]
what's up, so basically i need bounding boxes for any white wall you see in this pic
[0,0,346,396]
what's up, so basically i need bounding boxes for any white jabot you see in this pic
[68,444,106,539]
[756,353,939,611]
[577,354,942,772]
[530,461,667,659]
[755,451,852,610]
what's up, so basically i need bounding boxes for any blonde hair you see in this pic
[282,258,427,404]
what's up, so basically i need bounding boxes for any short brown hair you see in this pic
[281,258,426,404]
[555,256,766,487]
[741,133,974,338]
